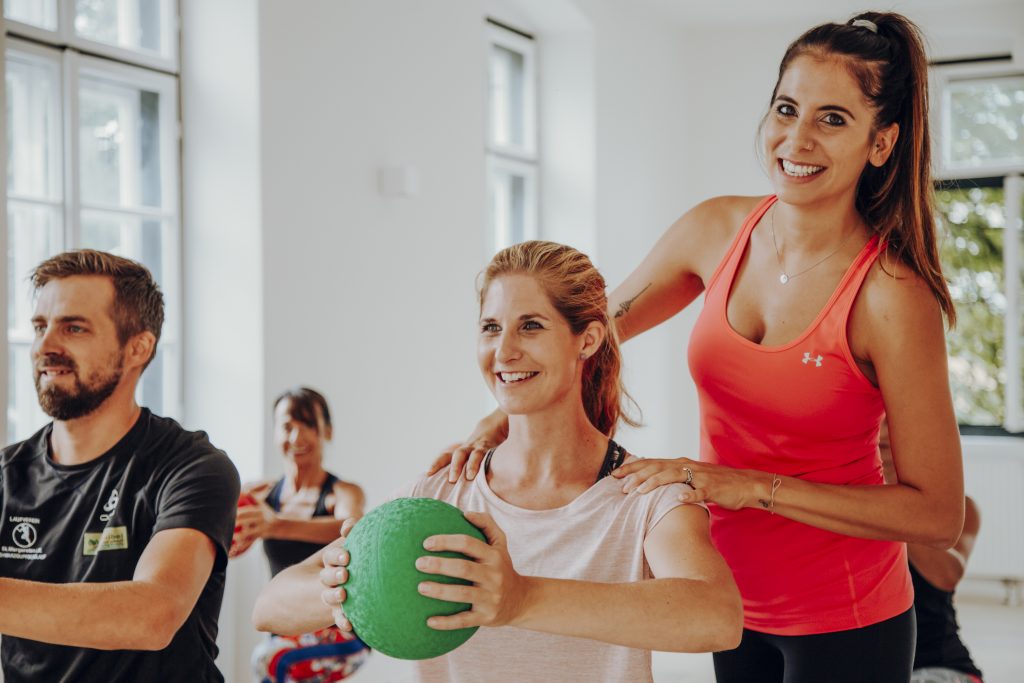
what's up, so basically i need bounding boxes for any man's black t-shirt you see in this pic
[0,409,240,682]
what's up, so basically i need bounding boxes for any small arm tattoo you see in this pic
[614,283,652,319]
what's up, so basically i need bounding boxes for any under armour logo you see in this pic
[99,489,119,523]
[802,352,823,367]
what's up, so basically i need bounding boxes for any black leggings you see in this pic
[713,607,916,683]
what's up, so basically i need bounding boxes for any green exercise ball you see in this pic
[343,497,486,660]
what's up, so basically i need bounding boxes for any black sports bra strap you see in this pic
[265,478,285,511]
[315,473,339,516]
[597,439,626,481]
[482,441,625,483]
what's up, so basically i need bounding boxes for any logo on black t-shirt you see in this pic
[12,522,36,548]
[83,527,129,555]
[99,488,120,522]
[1,515,46,561]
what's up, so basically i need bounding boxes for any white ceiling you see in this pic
[632,0,1018,28]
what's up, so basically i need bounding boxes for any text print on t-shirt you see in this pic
[1,515,47,561]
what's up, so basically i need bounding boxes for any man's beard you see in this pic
[34,352,124,421]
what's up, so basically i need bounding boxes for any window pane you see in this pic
[6,51,62,200]
[79,77,164,209]
[946,76,1024,170]
[8,202,63,335]
[489,45,526,148]
[81,210,166,283]
[75,0,171,58]
[937,186,1007,425]
[7,343,49,444]
[489,169,526,250]
[138,345,167,414]
[4,0,58,31]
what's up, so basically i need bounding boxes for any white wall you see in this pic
[180,0,267,678]
[256,0,487,507]
[197,0,491,679]
[583,1,707,461]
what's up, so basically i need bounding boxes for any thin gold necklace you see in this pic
[770,205,858,284]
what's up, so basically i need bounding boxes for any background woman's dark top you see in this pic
[910,563,983,678]
[262,473,339,577]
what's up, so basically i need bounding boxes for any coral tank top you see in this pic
[687,195,913,635]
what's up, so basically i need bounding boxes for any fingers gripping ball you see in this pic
[343,498,486,660]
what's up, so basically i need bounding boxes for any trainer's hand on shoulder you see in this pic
[613,457,769,511]
[427,410,510,483]
[415,511,529,630]
[320,519,357,632]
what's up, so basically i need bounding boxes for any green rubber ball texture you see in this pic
[343,497,486,660]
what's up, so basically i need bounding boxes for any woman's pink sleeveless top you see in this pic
[687,195,913,635]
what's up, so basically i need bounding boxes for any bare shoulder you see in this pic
[665,195,769,279]
[333,479,364,497]
[330,479,366,518]
[672,195,765,244]
[854,253,946,351]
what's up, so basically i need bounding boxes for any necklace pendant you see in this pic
[779,273,789,284]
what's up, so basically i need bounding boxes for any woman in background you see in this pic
[879,420,985,683]
[232,387,368,683]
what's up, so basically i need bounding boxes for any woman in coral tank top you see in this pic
[432,11,964,682]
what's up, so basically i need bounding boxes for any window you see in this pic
[485,19,538,251]
[6,0,58,31]
[5,0,177,71]
[933,62,1024,433]
[3,2,181,442]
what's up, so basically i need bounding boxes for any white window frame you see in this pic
[4,39,66,441]
[932,60,1024,433]
[487,154,539,250]
[5,39,65,219]
[73,52,182,419]
[486,21,537,162]
[485,19,540,252]
[4,0,178,74]
[1,2,182,441]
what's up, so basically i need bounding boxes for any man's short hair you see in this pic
[31,250,165,355]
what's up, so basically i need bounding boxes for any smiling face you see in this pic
[477,274,597,419]
[763,53,897,208]
[274,398,328,467]
[31,275,127,420]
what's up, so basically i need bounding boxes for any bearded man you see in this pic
[0,250,239,682]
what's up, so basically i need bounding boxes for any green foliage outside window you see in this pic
[936,186,1015,426]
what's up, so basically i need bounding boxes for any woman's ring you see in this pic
[682,466,694,486]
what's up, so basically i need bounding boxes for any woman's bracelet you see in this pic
[758,473,783,514]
